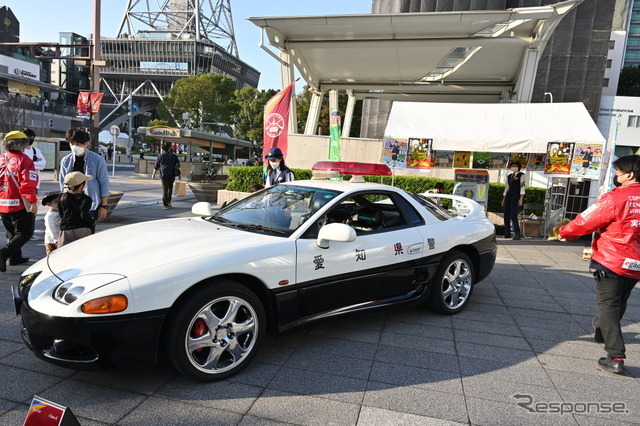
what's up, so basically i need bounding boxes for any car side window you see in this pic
[302,191,413,239]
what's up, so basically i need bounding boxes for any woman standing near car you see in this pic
[264,147,294,187]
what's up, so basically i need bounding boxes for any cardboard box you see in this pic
[520,219,545,237]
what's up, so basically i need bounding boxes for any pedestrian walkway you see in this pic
[0,172,639,425]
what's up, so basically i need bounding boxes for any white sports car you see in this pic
[13,162,497,381]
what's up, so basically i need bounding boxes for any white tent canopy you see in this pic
[385,102,605,153]
[98,130,131,147]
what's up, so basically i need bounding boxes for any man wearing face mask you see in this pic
[559,155,640,375]
[59,128,110,229]
[264,147,294,187]
[501,161,525,240]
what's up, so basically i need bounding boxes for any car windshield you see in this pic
[213,185,342,236]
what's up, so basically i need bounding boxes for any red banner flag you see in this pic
[263,82,295,161]
[76,92,104,119]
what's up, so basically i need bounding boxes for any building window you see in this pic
[606,59,613,68]
[609,40,615,49]
[628,115,640,127]
[604,78,609,87]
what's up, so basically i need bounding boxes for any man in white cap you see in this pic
[0,131,39,272]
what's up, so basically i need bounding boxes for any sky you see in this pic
[8,0,373,91]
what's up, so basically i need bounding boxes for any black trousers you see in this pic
[1,209,34,260]
[161,177,175,207]
[593,270,638,358]
[503,195,521,237]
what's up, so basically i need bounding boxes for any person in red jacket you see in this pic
[0,131,39,272]
[559,155,640,375]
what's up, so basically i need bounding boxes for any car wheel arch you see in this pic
[448,244,480,279]
[161,274,276,339]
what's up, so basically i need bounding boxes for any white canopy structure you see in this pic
[98,130,131,148]
[250,1,582,136]
[385,102,605,153]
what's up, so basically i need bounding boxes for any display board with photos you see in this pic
[406,138,432,170]
[454,151,471,168]
[570,143,603,178]
[472,152,490,169]
[382,138,408,169]
[526,153,546,171]
[544,142,575,175]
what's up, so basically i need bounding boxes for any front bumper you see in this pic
[13,284,169,369]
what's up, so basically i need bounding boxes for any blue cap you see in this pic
[265,147,283,159]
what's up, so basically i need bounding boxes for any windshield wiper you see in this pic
[235,223,286,235]
[211,214,231,223]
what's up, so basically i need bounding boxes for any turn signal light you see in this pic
[81,295,128,314]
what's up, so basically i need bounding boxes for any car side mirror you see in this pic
[191,202,213,216]
[316,223,356,249]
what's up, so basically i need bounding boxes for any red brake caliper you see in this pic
[190,319,208,353]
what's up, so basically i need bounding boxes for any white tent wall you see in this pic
[385,102,605,153]
[384,102,606,193]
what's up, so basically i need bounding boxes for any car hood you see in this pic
[45,217,278,279]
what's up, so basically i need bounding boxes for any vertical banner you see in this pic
[328,111,341,161]
[406,138,432,170]
[263,82,296,161]
[544,142,574,175]
[75,92,104,119]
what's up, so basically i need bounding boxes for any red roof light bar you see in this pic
[312,161,392,176]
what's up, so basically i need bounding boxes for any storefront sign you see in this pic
[148,126,181,138]
[0,54,40,80]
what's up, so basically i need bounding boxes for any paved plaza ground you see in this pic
[0,169,639,425]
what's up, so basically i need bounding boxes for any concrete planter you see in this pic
[187,181,227,204]
[105,191,124,220]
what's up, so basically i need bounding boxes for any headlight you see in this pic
[53,274,126,305]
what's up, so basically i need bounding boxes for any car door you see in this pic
[293,190,428,318]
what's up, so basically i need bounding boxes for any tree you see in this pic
[295,85,362,137]
[229,87,276,155]
[617,65,640,97]
[0,96,28,134]
[158,74,237,129]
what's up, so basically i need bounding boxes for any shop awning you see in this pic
[137,126,253,149]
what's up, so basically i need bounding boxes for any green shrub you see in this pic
[225,166,313,192]
[226,167,547,212]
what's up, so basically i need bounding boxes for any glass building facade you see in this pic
[100,36,260,98]
[625,0,640,66]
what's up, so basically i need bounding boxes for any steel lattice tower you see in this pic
[117,0,238,57]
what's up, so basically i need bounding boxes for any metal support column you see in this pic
[304,91,323,135]
[280,50,297,134]
[342,90,356,138]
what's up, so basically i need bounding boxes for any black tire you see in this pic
[164,280,265,381]
[428,251,475,315]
